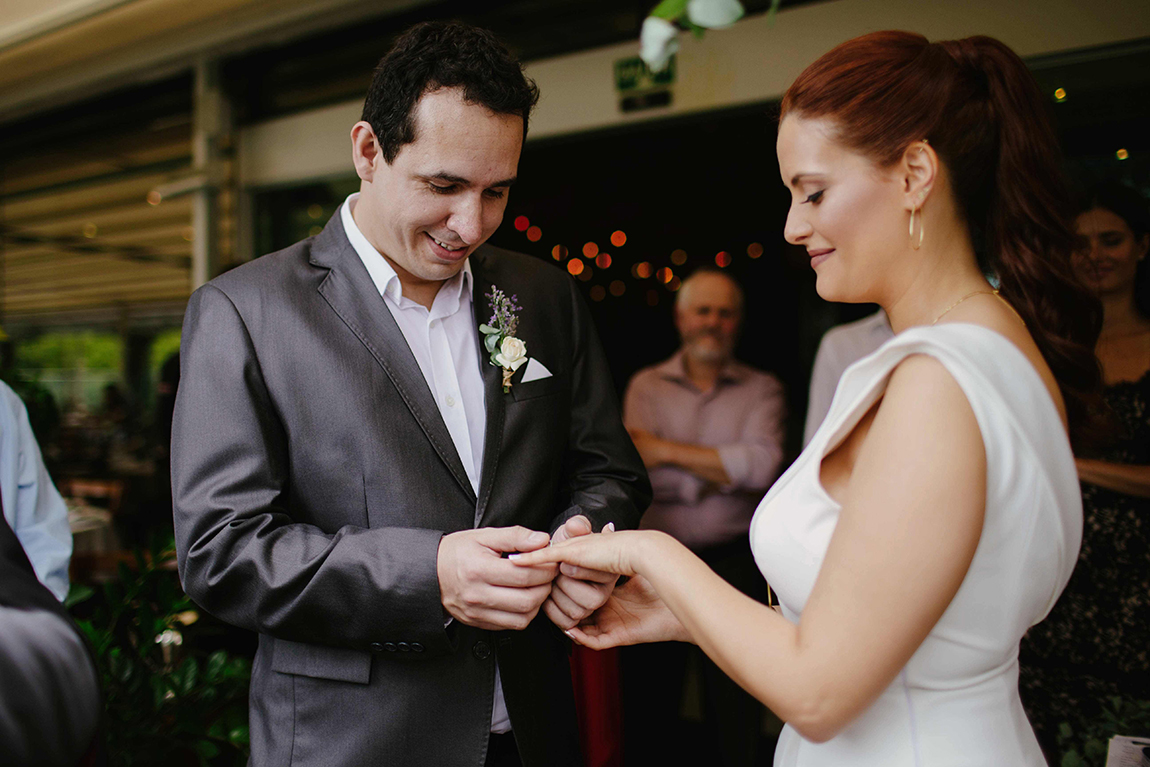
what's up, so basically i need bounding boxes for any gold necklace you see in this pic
[931,289,998,325]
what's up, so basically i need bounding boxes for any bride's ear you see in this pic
[900,140,937,211]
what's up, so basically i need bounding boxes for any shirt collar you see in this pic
[656,349,746,386]
[341,193,473,310]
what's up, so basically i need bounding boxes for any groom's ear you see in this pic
[351,121,382,182]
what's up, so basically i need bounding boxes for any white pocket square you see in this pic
[520,358,552,383]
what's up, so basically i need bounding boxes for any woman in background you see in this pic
[515,31,1102,765]
[1020,181,1150,757]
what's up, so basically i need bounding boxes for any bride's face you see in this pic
[777,114,907,303]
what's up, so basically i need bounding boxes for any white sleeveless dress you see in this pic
[750,324,1082,766]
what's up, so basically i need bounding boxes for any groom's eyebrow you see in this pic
[425,171,518,188]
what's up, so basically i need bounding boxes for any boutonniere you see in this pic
[480,286,527,393]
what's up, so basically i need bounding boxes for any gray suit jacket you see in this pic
[172,212,650,766]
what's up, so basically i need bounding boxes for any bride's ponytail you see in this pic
[782,32,1103,447]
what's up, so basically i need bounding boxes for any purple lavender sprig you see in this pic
[484,287,521,338]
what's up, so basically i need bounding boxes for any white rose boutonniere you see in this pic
[480,286,526,393]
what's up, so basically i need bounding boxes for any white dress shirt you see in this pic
[803,309,894,446]
[342,194,511,733]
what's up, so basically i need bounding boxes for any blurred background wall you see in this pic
[0,0,1148,478]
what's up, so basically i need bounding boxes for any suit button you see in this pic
[473,640,491,660]
[369,642,385,653]
[383,642,398,652]
[411,643,425,653]
[398,642,410,652]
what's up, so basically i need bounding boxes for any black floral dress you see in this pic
[1020,370,1150,757]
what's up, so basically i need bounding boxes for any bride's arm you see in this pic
[527,355,987,743]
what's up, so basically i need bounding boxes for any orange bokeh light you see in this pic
[552,244,568,261]
[668,276,682,292]
[590,286,606,302]
[583,242,599,258]
[610,230,627,248]
[656,267,673,284]
[609,280,626,297]
[632,262,652,279]
[715,251,732,268]
[595,253,612,269]
[526,226,542,242]
[670,249,687,265]
[567,258,585,276]
[514,215,530,231]
[747,242,764,259]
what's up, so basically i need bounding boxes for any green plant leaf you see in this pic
[206,650,227,680]
[65,584,95,609]
[229,725,250,745]
[485,333,500,353]
[650,0,690,22]
[178,657,198,695]
[479,324,499,335]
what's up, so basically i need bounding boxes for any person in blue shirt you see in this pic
[0,380,71,601]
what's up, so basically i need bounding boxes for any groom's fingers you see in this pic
[558,562,616,583]
[474,525,551,553]
[551,515,593,545]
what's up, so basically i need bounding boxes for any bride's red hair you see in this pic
[782,31,1103,447]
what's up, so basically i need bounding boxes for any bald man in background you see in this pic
[621,268,786,767]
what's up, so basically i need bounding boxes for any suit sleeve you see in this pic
[172,285,451,655]
[549,278,652,534]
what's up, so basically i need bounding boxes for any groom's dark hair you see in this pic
[362,21,540,164]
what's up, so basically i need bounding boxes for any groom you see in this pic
[172,21,649,767]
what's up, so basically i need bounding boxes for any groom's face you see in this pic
[356,87,523,288]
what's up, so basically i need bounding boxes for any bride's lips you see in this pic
[426,232,469,262]
[808,248,835,268]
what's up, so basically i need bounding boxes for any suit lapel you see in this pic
[470,251,506,525]
[310,213,477,505]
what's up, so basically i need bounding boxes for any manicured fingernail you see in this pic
[564,629,576,639]
[508,553,522,561]
[604,523,616,532]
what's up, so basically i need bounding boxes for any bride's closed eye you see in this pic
[804,190,825,204]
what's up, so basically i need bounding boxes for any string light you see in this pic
[610,280,626,297]
[579,266,593,282]
[596,253,612,269]
[83,223,98,238]
[590,286,606,301]
[147,190,162,206]
[583,242,599,258]
[1117,148,1129,161]
[632,262,652,279]
[514,216,530,231]
[552,245,568,261]
[656,267,674,284]
[668,276,682,292]
[671,249,687,265]
[526,226,542,242]
[1053,87,1067,103]
[715,251,732,268]
[567,258,585,276]
[610,230,627,247]
[308,204,324,219]
[747,243,763,259]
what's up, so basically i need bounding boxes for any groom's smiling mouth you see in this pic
[426,232,468,259]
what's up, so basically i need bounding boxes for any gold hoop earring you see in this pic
[909,206,924,250]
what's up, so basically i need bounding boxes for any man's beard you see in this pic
[683,334,732,365]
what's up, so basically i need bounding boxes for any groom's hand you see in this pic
[438,526,558,631]
[542,515,620,630]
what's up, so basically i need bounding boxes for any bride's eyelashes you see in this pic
[804,190,825,204]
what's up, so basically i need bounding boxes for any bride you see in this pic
[514,31,1102,765]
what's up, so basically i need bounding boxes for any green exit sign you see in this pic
[614,55,676,93]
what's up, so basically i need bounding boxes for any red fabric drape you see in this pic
[570,644,624,767]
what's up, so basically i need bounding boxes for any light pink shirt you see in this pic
[623,351,786,551]
[342,194,511,734]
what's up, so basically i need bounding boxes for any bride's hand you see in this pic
[510,528,657,577]
[567,574,690,649]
